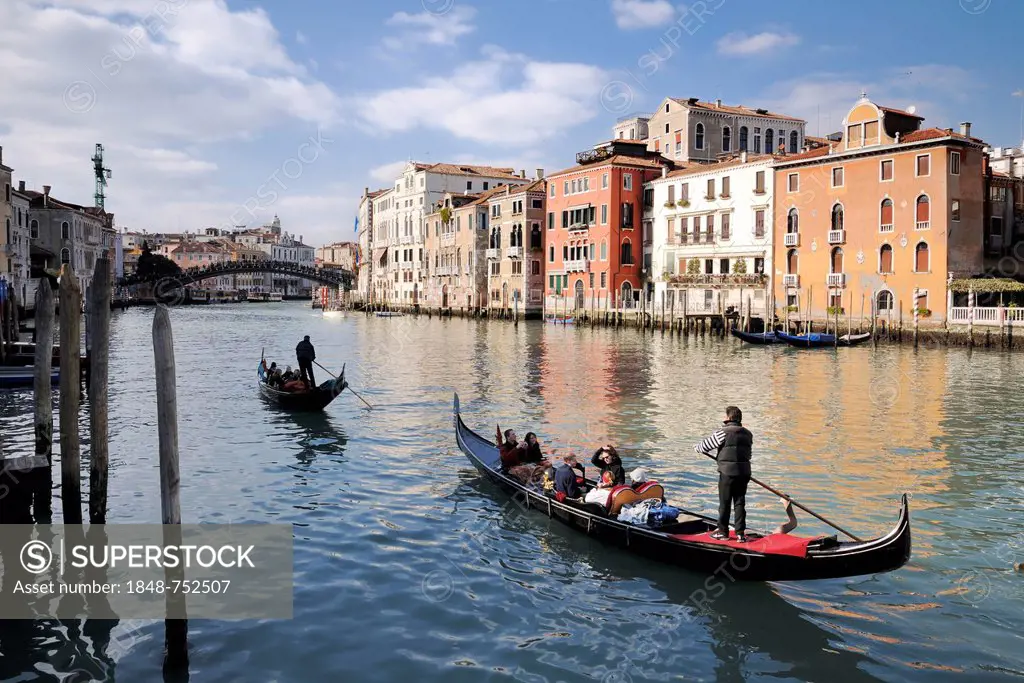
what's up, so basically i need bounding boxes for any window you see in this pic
[571,179,577,194]
[789,131,798,154]
[600,240,607,260]
[563,245,568,260]
[706,178,715,199]
[720,258,730,274]
[721,176,730,197]
[880,159,893,181]
[665,122,670,134]
[563,181,569,195]
[880,199,894,231]
[602,173,609,189]
[483,182,489,190]
[61,221,70,240]
[877,290,894,312]
[30,219,38,239]
[879,244,894,273]
[831,204,844,231]
[549,245,554,262]
[680,183,689,201]
[4,184,8,202]
[655,139,661,153]
[624,174,633,191]
[561,210,568,228]
[916,195,930,229]
[950,151,961,175]
[621,240,634,265]
[721,213,730,240]
[832,167,844,187]
[531,225,541,249]
[704,259,713,274]
[601,204,608,225]
[622,202,634,229]
[61,248,70,264]
[532,260,541,275]
[548,212,554,230]
[787,173,799,192]
[765,129,774,154]
[530,199,542,211]
[787,249,798,273]
[951,199,961,222]
[550,183,555,198]
[864,121,879,143]
[787,208,798,233]
[754,257,764,274]
[916,154,930,177]
[722,126,731,152]
[915,242,929,272]
[754,171,765,193]
[830,247,844,273]
[665,103,670,113]
[739,126,749,151]
[753,127,761,151]
[590,243,596,260]
[601,271,607,288]
[667,185,676,204]
[695,123,705,150]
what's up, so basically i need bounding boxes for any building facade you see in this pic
[356,188,384,303]
[545,140,671,311]
[648,153,774,318]
[772,96,987,324]
[317,241,358,272]
[486,179,546,317]
[369,188,395,305]
[984,144,1024,266]
[25,185,109,295]
[423,189,498,312]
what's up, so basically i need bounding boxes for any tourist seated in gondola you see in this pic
[281,366,298,382]
[282,378,307,392]
[584,470,616,507]
[496,427,548,485]
[553,453,585,501]
[591,445,625,486]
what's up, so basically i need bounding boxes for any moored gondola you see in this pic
[776,331,872,348]
[453,393,911,581]
[257,358,347,411]
[731,329,781,345]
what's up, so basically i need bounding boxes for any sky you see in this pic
[0,0,1022,248]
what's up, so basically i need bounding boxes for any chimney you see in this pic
[520,169,526,178]
[18,181,25,192]
[740,150,747,164]
[0,145,3,165]
[661,166,668,178]
[43,184,51,207]
[536,168,544,179]
[960,122,972,138]
[715,98,722,107]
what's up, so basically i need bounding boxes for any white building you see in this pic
[648,153,775,317]
[233,216,315,295]
[7,186,32,305]
[370,162,529,307]
[369,188,395,305]
[356,188,384,302]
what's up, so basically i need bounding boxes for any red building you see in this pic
[545,140,671,310]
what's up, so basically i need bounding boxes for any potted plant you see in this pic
[663,200,676,209]
[661,270,672,281]
[786,305,798,312]
[827,305,844,316]
[733,259,747,274]
[916,307,932,317]
[439,206,452,224]
[687,259,701,275]
[677,199,690,208]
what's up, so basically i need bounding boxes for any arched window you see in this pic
[879,244,894,273]
[789,131,798,153]
[739,126,749,151]
[831,203,844,231]
[877,290,894,312]
[787,208,799,233]
[589,242,595,260]
[830,247,844,273]
[787,249,798,273]
[694,123,705,150]
[600,240,607,261]
[916,195,930,229]
[61,221,70,240]
[60,248,70,264]
[530,224,541,250]
[722,126,732,152]
[620,239,633,265]
[765,129,774,154]
[621,282,633,306]
[915,242,929,272]
[880,198,894,230]
[30,219,38,239]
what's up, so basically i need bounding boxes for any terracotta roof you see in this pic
[661,154,773,179]
[804,135,831,147]
[549,154,670,178]
[424,163,520,178]
[777,126,986,165]
[669,98,804,123]
[901,127,985,144]
[879,105,924,120]
[775,146,832,162]
[166,242,228,254]
[470,184,514,206]
[504,178,546,195]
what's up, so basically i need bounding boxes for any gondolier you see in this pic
[694,406,753,542]
[296,335,316,387]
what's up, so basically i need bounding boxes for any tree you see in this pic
[136,242,183,280]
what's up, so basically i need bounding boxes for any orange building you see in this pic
[544,140,670,310]
[772,95,987,324]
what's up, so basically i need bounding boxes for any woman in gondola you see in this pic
[497,427,549,485]
[591,445,625,486]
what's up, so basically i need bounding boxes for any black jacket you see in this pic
[554,463,583,498]
[717,422,752,478]
[591,449,625,485]
[296,340,316,362]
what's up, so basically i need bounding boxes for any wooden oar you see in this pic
[313,360,373,409]
[698,452,863,542]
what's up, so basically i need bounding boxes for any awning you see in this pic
[373,247,388,263]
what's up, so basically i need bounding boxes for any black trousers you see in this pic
[298,359,315,386]
[718,473,749,534]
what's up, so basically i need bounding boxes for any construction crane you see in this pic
[92,143,112,209]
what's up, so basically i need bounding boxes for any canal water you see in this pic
[0,303,1022,682]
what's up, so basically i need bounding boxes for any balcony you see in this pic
[576,148,612,165]
[916,221,930,230]
[564,259,590,273]
[440,232,456,246]
[486,248,501,260]
[827,273,846,287]
[400,261,413,270]
[400,234,414,245]
[668,274,767,286]
[784,232,800,247]
[506,246,523,259]
[827,229,846,244]
[783,274,799,287]
[880,223,894,233]
[567,222,591,234]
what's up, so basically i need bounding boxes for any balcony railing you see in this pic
[440,232,456,245]
[400,234,414,245]
[784,232,800,247]
[916,221,930,230]
[880,223,894,233]
[827,273,846,287]
[667,274,767,286]
[564,259,590,273]
[783,274,799,287]
[568,222,591,233]
[506,246,523,259]
[828,229,846,244]
[486,248,501,260]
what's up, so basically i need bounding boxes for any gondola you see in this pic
[730,329,781,345]
[0,366,60,389]
[776,331,872,348]
[453,393,911,581]
[546,315,575,325]
[257,358,348,411]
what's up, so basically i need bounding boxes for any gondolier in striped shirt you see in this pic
[694,406,753,542]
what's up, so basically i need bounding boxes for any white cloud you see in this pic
[717,31,800,56]
[382,6,476,51]
[369,160,411,183]
[610,0,676,29]
[0,0,345,245]
[296,30,308,45]
[355,47,610,146]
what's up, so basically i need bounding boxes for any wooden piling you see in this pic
[33,279,55,524]
[898,299,904,344]
[89,259,112,524]
[848,290,853,338]
[913,287,920,349]
[860,293,866,334]
[153,306,189,670]
[58,266,83,525]
[871,298,877,347]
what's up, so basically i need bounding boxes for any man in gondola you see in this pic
[296,335,316,388]
[694,406,752,543]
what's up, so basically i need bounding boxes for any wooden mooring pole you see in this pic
[58,266,83,524]
[33,279,56,523]
[89,259,112,524]
[153,306,189,670]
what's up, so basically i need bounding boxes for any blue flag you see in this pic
[354,215,359,233]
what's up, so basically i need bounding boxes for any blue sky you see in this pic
[1,0,1021,247]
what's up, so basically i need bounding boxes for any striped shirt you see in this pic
[694,429,726,458]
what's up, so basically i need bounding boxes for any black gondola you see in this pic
[730,329,781,345]
[257,359,347,411]
[776,331,872,348]
[453,393,911,581]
